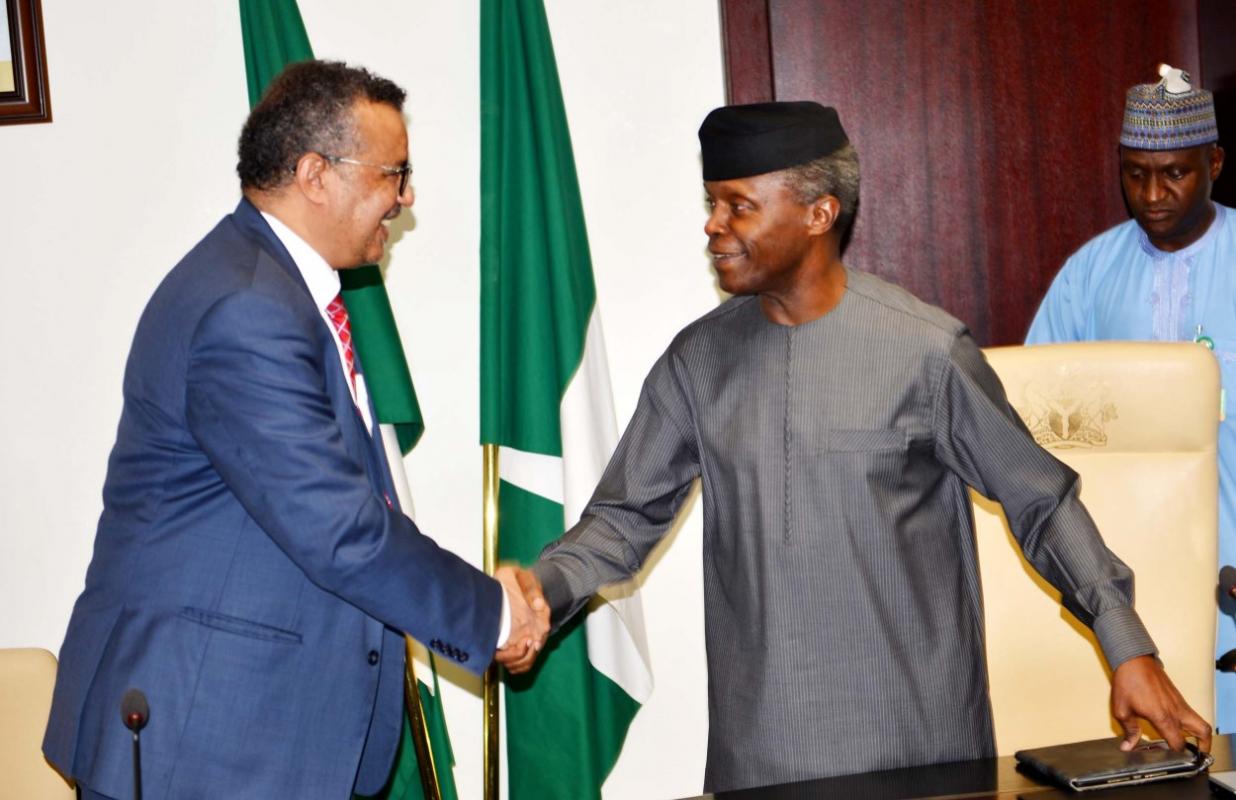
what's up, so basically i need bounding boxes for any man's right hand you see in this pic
[494,565,549,674]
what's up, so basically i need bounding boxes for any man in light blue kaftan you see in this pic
[1027,64,1234,729]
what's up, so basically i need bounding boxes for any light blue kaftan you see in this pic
[1027,202,1236,730]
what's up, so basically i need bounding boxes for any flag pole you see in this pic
[482,444,501,800]
[402,637,443,800]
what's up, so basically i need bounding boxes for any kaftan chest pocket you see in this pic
[817,428,908,453]
[804,428,918,531]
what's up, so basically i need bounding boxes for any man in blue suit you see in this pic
[43,61,546,798]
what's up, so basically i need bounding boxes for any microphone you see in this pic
[120,689,148,800]
[1217,568,1236,672]
[1222,566,1236,603]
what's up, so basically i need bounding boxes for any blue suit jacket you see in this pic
[43,199,501,798]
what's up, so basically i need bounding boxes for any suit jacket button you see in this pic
[368,650,380,665]
[460,652,469,663]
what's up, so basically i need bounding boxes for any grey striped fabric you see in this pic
[531,268,1155,793]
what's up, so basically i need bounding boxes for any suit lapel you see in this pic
[231,198,396,502]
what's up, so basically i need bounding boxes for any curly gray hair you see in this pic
[780,143,860,236]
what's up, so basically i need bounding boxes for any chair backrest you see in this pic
[975,342,1219,755]
[0,648,75,799]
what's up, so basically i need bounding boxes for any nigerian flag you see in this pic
[238,2,449,798]
[480,0,653,797]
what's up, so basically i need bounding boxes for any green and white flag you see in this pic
[237,3,448,798]
[480,0,653,797]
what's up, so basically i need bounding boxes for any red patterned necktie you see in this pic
[326,298,389,506]
[325,294,357,398]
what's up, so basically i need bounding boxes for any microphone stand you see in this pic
[129,726,143,800]
[121,688,148,800]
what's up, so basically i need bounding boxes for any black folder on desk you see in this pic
[1015,737,1211,792]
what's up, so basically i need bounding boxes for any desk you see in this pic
[674,735,1232,799]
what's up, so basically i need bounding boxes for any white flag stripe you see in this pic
[406,638,437,697]
[563,310,654,702]
[379,422,416,519]
[586,595,654,701]
[498,447,565,506]
[560,311,619,522]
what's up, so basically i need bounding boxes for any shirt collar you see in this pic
[259,210,341,311]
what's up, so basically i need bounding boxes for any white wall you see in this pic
[0,2,724,799]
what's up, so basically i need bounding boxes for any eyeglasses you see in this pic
[315,153,413,197]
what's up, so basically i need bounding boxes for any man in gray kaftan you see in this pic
[521,102,1210,793]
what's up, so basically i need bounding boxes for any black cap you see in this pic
[699,101,848,181]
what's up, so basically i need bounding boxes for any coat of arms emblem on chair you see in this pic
[1014,375,1118,449]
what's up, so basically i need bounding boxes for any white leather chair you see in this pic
[0,648,75,799]
[974,342,1220,754]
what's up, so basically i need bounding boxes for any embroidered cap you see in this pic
[1120,64,1218,151]
[699,101,848,181]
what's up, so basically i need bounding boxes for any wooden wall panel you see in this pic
[720,0,1217,345]
[720,0,774,104]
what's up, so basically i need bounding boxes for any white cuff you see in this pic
[496,584,512,649]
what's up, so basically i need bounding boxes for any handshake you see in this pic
[493,565,550,674]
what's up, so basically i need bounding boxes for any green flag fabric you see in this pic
[480,0,653,797]
[237,1,444,796]
[238,0,312,108]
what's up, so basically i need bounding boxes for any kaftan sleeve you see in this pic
[1026,254,1086,343]
[531,350,702,627]
[932,331,1156,670]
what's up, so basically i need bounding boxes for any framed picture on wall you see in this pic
[0,0,51,125]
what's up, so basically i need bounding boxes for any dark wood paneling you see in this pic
[720,0,775,104]
[721,0,1215,345]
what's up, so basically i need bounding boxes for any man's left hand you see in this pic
[1111,654,1212,753]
